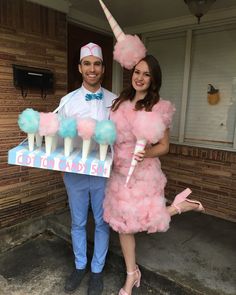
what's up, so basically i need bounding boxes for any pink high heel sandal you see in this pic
[171,188,205,214]
[118,266,141,295]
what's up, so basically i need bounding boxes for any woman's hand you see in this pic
[134,150,145,162]
[141,129,170,159]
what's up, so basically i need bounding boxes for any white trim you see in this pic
[68,8,112,35]
[233,124,236,149]
[27,0,70,13]
[125,6,236,35]
[179,29,192,143]
[171,140,236,153]
[112,61,123,96]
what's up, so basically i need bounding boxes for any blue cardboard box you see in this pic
[8,143,113,178]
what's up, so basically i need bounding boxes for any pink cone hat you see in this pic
[98,0,146,69]
[98,0,125,42]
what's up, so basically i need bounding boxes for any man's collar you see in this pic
[81,84,102,95]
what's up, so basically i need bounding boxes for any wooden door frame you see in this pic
[68,23,114,92]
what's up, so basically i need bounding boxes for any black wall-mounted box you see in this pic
[13,65,54,92]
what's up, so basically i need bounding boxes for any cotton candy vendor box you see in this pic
[8,142,113,178]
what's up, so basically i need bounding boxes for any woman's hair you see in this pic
[111,54,162,112]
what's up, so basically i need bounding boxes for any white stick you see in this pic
[27,133,35,152]
[35,133,43,148]
[64,137,73,157]
[125,139,147,185]
[45,135,54,155]
[82,139,91,161]
[99,144,108,161]
[51,135,58,153]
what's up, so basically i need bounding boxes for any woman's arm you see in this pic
[134,129,170,161]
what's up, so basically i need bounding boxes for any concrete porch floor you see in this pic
[0,232,155,295]
[0,209,235,295]
[47,210,236,295]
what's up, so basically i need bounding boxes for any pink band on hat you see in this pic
[80,42,103,61]
[81,44,99,55]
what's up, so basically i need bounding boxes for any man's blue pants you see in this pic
[63,173,110,273]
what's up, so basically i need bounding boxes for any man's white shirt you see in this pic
[58,84,117,149]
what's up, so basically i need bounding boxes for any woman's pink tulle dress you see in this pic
[103,99,175,234]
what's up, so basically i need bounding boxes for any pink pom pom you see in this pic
[77,117,96,140]
[39,112,59,136]
[153,100,176,128]
[132,111,166,143]
[113,35,146,70]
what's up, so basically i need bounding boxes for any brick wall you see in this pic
[0,0,68,228]
[123,69,236,222]
[163,144,236,222]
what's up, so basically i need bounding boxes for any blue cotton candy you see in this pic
[18,108,39,133]
[58,117,77,138]
[94,120,116,145]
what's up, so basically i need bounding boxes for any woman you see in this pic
[103,55,204,295]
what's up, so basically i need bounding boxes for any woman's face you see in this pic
[132,60,151,94]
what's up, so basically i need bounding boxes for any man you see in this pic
[58,42,117,295]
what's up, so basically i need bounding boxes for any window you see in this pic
[145,23,236,150]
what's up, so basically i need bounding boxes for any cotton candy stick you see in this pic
[125,139,147,186]
[35,133,43,148]
[58,117,77,157]
[64,137,73,157]
[39,112,59,155]
[77,118,96,161]
[99,144,109,161]
[94,120,116,161]
[18,108,40,151]
[27,133,35,152]
[51,135,58,153]
[81,139,92,161]
[44,135,54,155]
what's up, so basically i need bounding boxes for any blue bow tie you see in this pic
[85,92,103,101]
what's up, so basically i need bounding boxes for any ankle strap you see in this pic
[171,204,181,214]
[127,266,139,275]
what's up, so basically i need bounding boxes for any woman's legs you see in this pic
[119,233,140,294]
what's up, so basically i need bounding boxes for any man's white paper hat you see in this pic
[80,42,103,61]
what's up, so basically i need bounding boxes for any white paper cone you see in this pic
[82,139,91,161]
[45,135,54,155]
[100,144,108,161]
[64,137,73,157]
[27,133,35,152]
[51,135,58,153]
[125,139,147,185]
[99,0,126,41]
[35,133,43,148]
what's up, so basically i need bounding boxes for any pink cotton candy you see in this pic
[132,111,166,143]
[103,167,171,234]
[77,118,96,140]
[39,112,59,136]
[153,100,176,129]
[103,100,174,234]
[113,35,146,70]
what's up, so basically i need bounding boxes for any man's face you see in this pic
[79,55,104,91]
